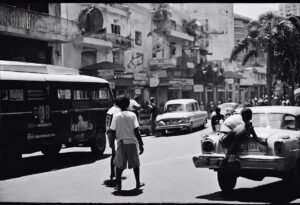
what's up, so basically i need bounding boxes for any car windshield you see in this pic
[165,104,185,112]
[252,113,296,130]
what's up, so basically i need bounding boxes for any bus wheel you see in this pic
[41,143,62,157]
[90,130,106,156]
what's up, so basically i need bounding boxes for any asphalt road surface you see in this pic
[0,124,300,204]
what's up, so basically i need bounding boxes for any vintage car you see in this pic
[155,99,208,135]
[193,106,300,193]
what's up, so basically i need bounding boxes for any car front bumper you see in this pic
[192,154,286,171]
[155,123,190,131]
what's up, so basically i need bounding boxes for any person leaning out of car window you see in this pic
[211,107,225,132]
[219,108,268,167]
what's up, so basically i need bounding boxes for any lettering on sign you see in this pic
[194,84,204,92]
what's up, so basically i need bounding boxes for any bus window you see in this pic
[0,89,8,100]
[57,89,71,99]
[73,90,88,100]
[10,89,24,101]
[27,89,45,100]
[91,88,109,100]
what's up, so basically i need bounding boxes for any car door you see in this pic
[193,102,202,127]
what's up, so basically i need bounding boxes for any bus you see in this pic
[0,61,114,177]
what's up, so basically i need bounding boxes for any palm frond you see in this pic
[229,38,249,62]
[242,50,257,65]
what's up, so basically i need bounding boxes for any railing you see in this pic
[86,32,132,49]
[0,4,81,40]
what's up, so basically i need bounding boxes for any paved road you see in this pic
[0,125,300,203]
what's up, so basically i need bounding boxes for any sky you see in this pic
[234,3,280,20]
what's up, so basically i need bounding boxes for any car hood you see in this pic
[156,112,191,121]
[254,127,296,139]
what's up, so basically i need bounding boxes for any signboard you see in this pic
[194,84,204,92]
[152,70,167,78]
[169,84,183,89]
[149,77,159,87]
[133,80,147,86]
[186,62,195,68]
[173,78,194,85]
[182,85,193,90]
[149,58,177,68]
[134,73,147,80]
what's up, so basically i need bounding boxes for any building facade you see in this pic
[279,3,300,17]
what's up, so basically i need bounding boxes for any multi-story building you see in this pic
[0,3,80,65]
[279,3,300,17]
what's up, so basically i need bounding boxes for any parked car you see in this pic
[193,106,300,193]
[155,99,208,136]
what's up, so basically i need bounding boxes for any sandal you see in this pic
[136,182,145,189]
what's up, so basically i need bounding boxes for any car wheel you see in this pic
[41,143,62,157]
[217,170,237,194]
[155,130,165,137]
[90,130,106,156]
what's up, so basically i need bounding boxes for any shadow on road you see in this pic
[196,180,300,204]
[2,152,110,180]
[112,188,143,196]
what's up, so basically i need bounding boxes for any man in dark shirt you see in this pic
[148,97,157,135]
[211,107,225,132]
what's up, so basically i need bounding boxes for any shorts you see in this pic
[114,140,140,169]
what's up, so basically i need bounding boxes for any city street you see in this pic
[1,124,300,204]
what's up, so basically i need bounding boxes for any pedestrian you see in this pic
[211,107,225,132]
[106,96,121,181]
[129,95,141,119]
[108,96,145,191]
[148,97,158,135]
[219,107,267,167]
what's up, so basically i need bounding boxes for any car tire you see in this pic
[90,130,106,156]
[155,130,165,137]
[217,170,237,194]
[41,143,62,157]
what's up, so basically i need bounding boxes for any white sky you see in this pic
[234,3,280,20]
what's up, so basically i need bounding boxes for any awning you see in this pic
[79,61,125,71]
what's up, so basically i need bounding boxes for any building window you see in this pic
[113,51,124,66]
[111,24,121,35]
[152,52,156,58]
[81,50,96,67]
[135,31,142,46]
[170,42,176,56]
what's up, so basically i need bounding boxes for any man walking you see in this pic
[106,96,121,181]
[211,107,225,132]
[108,96,145,191]
[148,97,157,135]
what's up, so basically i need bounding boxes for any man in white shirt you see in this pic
[106,97,121,181]
[109,96,144,191]
[128,95,141,118]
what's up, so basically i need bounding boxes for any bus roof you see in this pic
[0,71,109,84]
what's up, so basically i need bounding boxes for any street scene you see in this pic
[1,2,300,204]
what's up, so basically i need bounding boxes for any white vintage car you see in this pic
[193,106,300,193]
[155,99,208,135]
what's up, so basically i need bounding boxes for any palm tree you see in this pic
[229,12,295,105]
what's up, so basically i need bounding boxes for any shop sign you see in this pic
[152,70,167,78]
[169,84,183,89]
[134,73,147,80]
[194,84,204,92]
[169,80,182,84]
[132,80,147,86]
[97,69,114,77]
[149,77,159,87]
[225,78,234,84]
[149,58,177,68]
[109,82,115,89]
[135,88,141,95]
[173,78,194,85]
[186,62,195,68]
[182,85,193,90]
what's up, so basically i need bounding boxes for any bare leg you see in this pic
[110,150,116,180]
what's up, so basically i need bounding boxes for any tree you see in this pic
[229,12,297,105]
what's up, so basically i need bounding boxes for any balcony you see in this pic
[0,4,81,42]
[167,29,194,42]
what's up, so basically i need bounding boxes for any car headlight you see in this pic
[157,121,165,126]
[202,138,215,153]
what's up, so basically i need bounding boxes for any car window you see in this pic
[252,113,296,130]
[194,103,199,111]
[165,104,184,112]
[187,104,193,112]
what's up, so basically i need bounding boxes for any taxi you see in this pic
[192,106,300,193]
[155,99,207,135]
